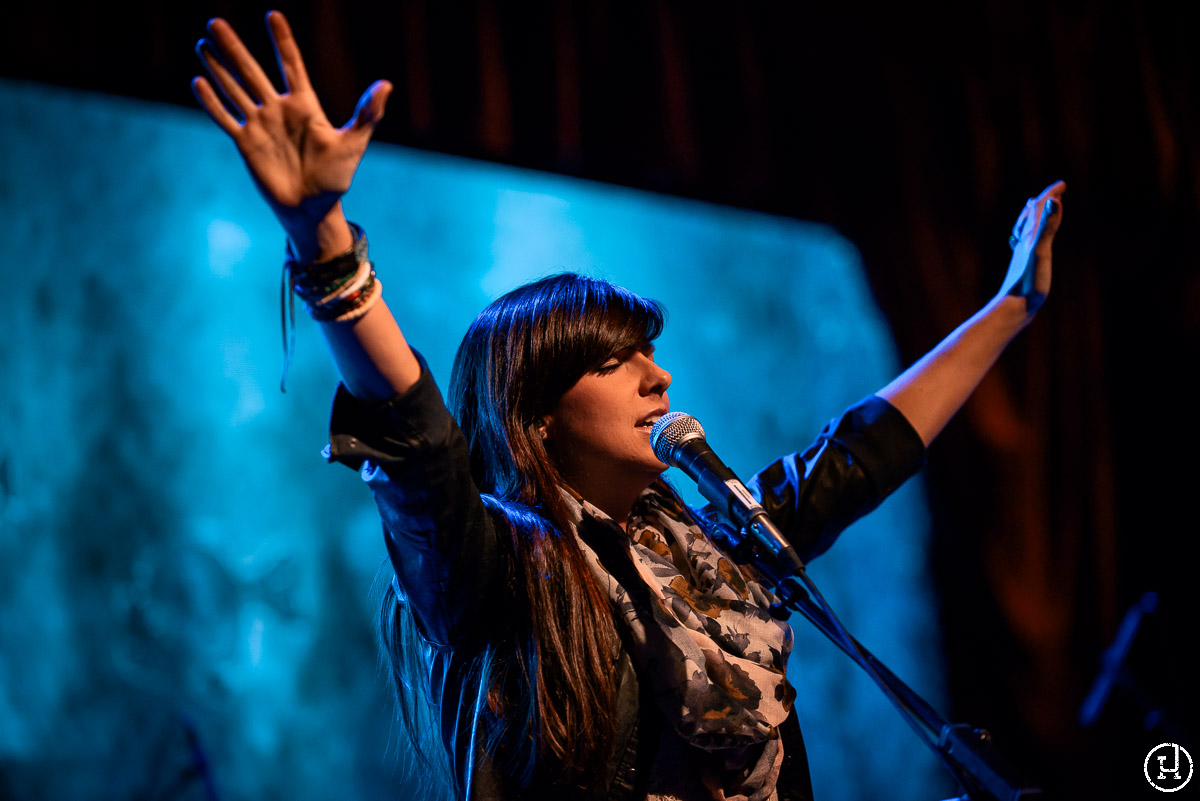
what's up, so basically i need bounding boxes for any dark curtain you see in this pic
[5,2,1195,797]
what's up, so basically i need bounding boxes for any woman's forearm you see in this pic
[878,293,1031,446]
[318,300,422,402]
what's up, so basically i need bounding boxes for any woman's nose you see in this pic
[637,354,671,395]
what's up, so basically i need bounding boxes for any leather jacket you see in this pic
[327,355,925,800]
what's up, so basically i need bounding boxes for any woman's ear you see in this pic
[537,416,551,441]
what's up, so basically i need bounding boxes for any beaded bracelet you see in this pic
[279,222,381,391]
[314,258,374,309]
[330,277,383,323]
[308,270,379,322]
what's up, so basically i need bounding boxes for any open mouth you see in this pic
[636,411,666,430]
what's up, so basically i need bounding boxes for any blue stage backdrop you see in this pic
[0,79,950,801]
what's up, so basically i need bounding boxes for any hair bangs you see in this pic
[450,272,666,501]
[525,275,665,413]
[577,278,666,369]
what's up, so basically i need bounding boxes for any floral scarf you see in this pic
[565,487,795,801]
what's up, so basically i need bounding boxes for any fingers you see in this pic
[1010,179,1066,250]
[1010,199,1035,245]
[1032,180,1066,245]
[1037,179,1067,201]
[191,75,240,136]
[1033,180,1065,246]
[267,11,312,94]
[345,80,393,134]
[195,41,257,120]
[340,80,393,155]
[1035,195,1063,250]
[206,17,279,102]
[192,14,300,136]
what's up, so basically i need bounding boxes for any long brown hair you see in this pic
[381,273,665,795]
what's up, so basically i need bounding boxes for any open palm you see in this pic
[192,12,390,252]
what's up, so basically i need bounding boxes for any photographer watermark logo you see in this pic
[1145,743,1193,792]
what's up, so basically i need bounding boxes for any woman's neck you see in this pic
[568,477,652,532]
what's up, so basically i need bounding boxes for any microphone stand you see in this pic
[729,521,1047,801]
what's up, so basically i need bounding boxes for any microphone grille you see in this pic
[650,411,705,464]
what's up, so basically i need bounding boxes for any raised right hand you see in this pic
[192,11,391,261]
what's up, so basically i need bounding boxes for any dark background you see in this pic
[4,2,1197,798]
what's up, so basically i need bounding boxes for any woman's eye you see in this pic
[596,345,641,374]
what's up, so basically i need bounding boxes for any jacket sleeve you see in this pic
[325,351,504,649]
[747,394,926,563]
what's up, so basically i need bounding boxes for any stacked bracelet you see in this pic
[286,222,380,323]
[278,222,382,392]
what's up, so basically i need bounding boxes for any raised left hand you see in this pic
[998,180,1066,313]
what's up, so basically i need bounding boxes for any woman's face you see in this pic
[543,343,672,493]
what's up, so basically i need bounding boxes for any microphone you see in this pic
[1079,591,1158,728]
[651,411,804,575]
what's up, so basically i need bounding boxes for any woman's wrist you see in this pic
[279,218,379,391]
[993,284,1041,318]
[285,202,354,263]
[983,292,1038,339]
[288,220,380,323]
